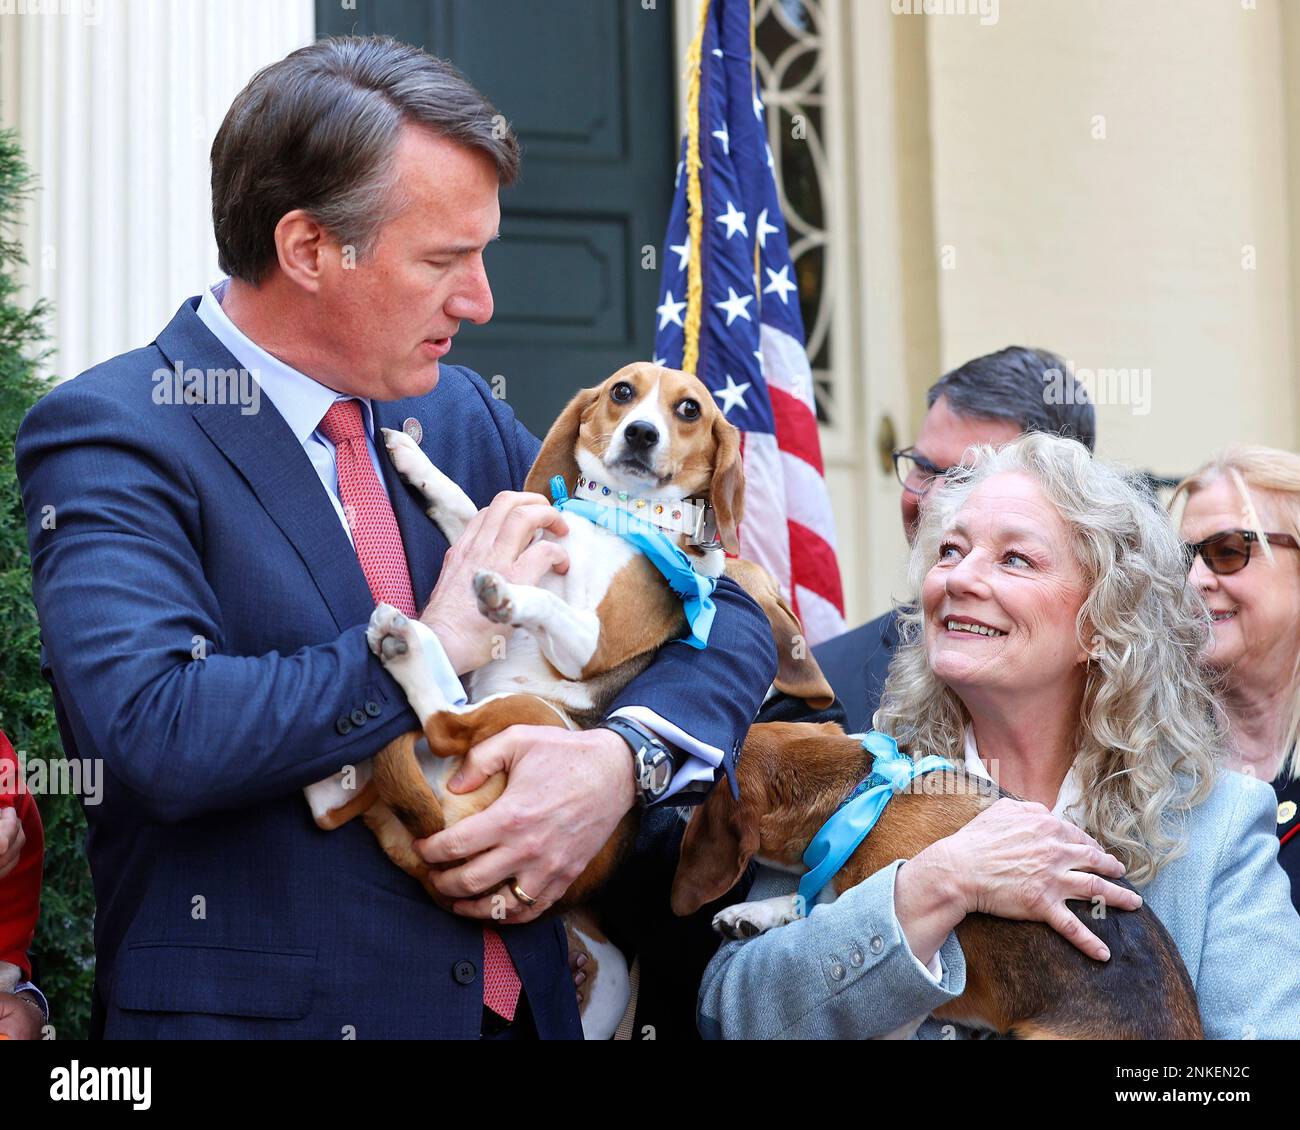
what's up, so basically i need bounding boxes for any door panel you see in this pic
[316,0,676,436]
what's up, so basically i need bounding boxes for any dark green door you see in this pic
[316,0,677,436]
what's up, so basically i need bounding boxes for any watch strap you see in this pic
[599,716,677,805]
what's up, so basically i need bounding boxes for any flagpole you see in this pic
[681,0,710,375]
[749,0,763,308]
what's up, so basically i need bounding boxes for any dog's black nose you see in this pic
[624,420,659,450]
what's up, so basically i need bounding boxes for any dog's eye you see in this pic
[677,399,701,420]
[611,382,635,404]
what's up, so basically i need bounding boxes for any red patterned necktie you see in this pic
[318,399,522,1022]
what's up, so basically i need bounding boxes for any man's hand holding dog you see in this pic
[411,488,632,922]
[415,726,636,923]
[421,490,570,675]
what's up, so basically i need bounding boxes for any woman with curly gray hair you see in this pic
[699,432,1300,1039]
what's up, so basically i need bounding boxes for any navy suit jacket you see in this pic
[14,298,776,1039]
[811,608,901,734]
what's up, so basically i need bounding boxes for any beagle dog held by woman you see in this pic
[671,721,1204,1040]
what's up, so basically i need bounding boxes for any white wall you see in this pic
[923,0,1299,479]
[0,0,314,383]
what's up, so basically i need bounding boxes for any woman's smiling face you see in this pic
[922,471,1091,702]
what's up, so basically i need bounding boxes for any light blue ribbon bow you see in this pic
[797,731,954,912]
[549,475,717,649]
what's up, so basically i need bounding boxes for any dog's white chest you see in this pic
[466,515,639,707]
[541,512,639,605]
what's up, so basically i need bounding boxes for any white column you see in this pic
[841,0,925,622]
[0,0,314,383]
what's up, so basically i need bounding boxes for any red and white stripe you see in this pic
[737,324,845,646]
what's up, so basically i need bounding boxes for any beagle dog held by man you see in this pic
[305,361,829,1038]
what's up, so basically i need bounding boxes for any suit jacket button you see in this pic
[830,962,846,981]
[336,715,353,736]
[869,935,884,955]
[364,700,382,717]
[350,707,367,727]
[452,960,477,986]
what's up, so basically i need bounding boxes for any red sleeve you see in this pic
[0,730,43,980]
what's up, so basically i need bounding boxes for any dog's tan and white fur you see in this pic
[306,362,829,1039]
[305,360,1203,1039]
[670,722,1204,1039]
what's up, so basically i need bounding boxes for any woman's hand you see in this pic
[0,808,25,882]
[902,797,1142,963]
[0,992,43,1040]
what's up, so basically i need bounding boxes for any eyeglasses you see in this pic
[1182,529,1300,576]
[893,447,954,498]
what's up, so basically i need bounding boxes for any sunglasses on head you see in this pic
[1182,528,1300,575]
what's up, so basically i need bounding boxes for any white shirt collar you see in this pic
[962,724,1084,823]
[196,279,376,443]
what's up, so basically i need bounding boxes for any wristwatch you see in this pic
[599,716,677,806]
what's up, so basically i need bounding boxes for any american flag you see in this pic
[653,0,845,645]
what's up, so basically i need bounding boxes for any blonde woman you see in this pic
[699,433,1300,1039]
[1175,447,1300,908]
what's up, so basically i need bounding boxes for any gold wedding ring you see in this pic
[509,879,538,907]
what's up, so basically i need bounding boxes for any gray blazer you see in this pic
[698,769,1300,1039]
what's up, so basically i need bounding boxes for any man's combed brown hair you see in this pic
[211,35,520,284]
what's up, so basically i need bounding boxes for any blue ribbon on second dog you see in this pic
[549,475,717,648]
[797,731,955,911]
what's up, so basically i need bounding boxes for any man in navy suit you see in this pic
[814,347,1095,732]
[14,36,775,1039]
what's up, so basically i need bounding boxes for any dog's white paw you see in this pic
[380,427,428,485]
[712,896,802,940]
[367,602,421,664]
[474,569,515,624]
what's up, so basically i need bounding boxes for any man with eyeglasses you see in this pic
[813,346,1096,732]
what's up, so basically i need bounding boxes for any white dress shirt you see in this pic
[196,281,721,800]
[961,724,1085,823]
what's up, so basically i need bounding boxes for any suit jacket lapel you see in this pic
[158,299,379,632]
[371,401,450,610]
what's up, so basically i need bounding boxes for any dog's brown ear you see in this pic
[724,558,836,708]
[671,775,760,917]
[523,385,602,497]
[709,412,745,554]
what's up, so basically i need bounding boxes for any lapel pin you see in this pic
[402,417,423,444]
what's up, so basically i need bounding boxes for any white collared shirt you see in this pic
[197,279,390,547]
[961,725,1085,824]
